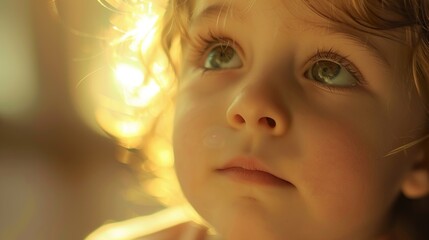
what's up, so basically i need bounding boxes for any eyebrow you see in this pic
[191,3,245,26]
[191,3,391,68]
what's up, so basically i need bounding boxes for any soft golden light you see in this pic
[95,107,150,148]
[90,0,174,148]
[85,1,185,238]
[146,136,174,167]
[114,63,162,108]
[86,207,191,240]
[111,1,159,53]
[115,63,144,89]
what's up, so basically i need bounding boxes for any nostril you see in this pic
[266,117,276,128]
[234,114,245,124]
[259,117,276,128]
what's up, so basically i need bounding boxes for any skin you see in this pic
[172,0,428,239]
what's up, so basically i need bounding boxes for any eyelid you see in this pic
[205,39,235,59]
[186,30,244,70]
[200,32,231,53]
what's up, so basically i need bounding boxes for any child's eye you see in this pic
[203,44,243,70]
[304,50,361,88]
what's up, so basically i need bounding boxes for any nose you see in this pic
[226,84,288,136]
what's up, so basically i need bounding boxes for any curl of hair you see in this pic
[161,0,194,74]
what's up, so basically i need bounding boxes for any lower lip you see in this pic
[217,167,292,186]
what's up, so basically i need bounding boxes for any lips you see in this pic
[216,156,292,186]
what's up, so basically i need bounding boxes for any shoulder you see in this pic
[86,207,208,240]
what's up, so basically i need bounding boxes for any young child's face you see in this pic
[173,0,427,239]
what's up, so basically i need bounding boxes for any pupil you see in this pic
[210,46,233,68]
[314,60,341,82]
[219,47,233,61]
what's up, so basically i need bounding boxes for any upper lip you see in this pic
[217,155,291,183]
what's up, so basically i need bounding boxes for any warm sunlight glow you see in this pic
[147,137,174,167]
[118,121,144,137]
[96,108,150,148]
[85,207,190,240]
[77,0,183,240]
[114,63,162,108]
[111,2,159,53]
[115,63,144,88]
[83,1,183,238]
[128,79,161,107]
[89,0,174,148]
[137,18,157,53]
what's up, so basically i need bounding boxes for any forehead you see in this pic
[191,0,319,27]
[191,0,407,36]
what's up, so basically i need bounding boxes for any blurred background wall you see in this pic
[0,0,151,239]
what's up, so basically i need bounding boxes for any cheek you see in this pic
[302,144,374,215]
[173,101,205,190]
[298,118,405,226]
[172,96,226,203]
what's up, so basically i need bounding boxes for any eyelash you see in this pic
[188,32,366,90]
[189,31,236,67]
[308,48,365,87]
